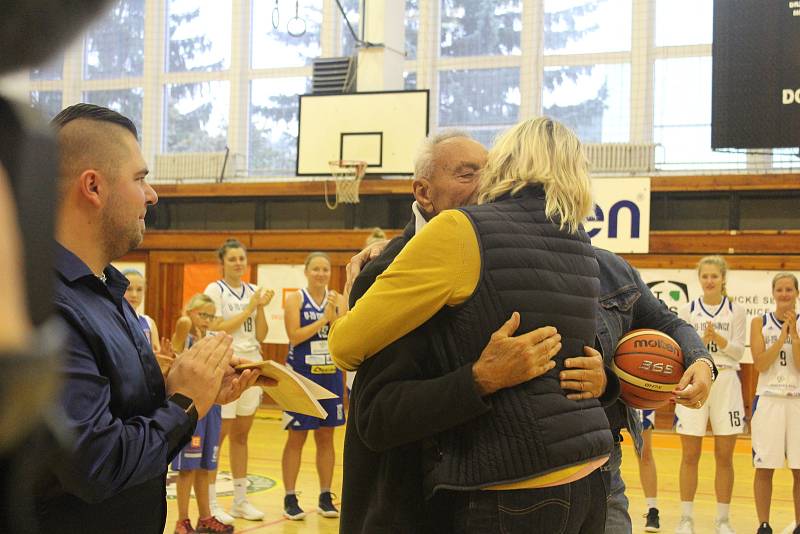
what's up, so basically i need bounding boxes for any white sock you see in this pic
[681,501,694,518]
[646,497,658,510]
[233,478,247,504]
[208,484,217,507]
[320,487,330,494]
[286,490,296,496]
[716,502,730,521]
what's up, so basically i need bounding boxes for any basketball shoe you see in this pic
[644,507,660,532]
[196,516,234,534]
[230,500,264,521]
[209,505,234,525]
[174,518,196,534]
[714,518,735,534]
[756,523,772,534]
[284,494,306,521]
[318,492,339,518]
[675,516,694,534]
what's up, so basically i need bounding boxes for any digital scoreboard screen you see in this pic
[712,0,800,149]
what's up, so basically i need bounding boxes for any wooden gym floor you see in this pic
[164,408,797,534]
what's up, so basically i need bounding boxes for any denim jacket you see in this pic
[594,248,710,454]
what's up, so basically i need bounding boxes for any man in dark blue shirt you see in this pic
[34,104,263,533]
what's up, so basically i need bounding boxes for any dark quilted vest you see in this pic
[423,185,613,494]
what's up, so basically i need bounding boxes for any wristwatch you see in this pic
[168,392,198,420]
[694,357,718,382]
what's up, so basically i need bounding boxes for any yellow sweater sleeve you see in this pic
[329,210,480,371]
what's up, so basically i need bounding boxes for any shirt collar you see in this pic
[412,201,430,234]
[55,242,130,302]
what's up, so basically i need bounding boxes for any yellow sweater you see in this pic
[328,208,603,489]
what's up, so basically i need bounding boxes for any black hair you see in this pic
[51,103,138,140]
[217,239,246,262]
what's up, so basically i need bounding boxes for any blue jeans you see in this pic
[602,442,632,534]
[443,469,607,533]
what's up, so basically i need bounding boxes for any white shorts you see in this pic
[674,369,744,436]
[221,386,262,419]
[751,396,800,469]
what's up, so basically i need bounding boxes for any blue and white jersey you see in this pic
[757,312,800,397]
[136,314,153,346]
[679,296,746,369]
[287,289,343,394]
[204,280,261,358]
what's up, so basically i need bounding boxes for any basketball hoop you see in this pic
[325,160,367,210]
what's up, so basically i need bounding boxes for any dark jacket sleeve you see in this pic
[628,264,710,367]
[352,327,491,452]
[598,366,621,408]
[54,308,195,503]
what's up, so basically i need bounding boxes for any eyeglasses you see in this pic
[196,312,215,320]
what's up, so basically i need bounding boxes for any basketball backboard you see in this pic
[296,90,429,176]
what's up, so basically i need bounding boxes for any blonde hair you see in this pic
[185,293,215,314]
[477,117,592,234]
[697,255,729,297]
[772,272,799,291]
[365,227,386,246]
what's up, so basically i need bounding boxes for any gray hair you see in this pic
[413,129,474,180]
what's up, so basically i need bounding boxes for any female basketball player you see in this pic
[280,252,345,521]
[636,409,660,532]
[750,273,800,534]
[204,239,274,524]
[122,268,161,353]
[675,256,746,534]
[170,294,232,534]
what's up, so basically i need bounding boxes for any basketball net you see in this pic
[325,160,367,210]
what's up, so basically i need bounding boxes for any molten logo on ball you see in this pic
[633,338,679,354]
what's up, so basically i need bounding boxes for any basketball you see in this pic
[613,329,685,409]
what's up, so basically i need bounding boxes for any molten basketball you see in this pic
[613,329,684,409]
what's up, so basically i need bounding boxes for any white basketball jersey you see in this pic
[679,297,745,369]
[757,312,800,397]
[204,280,262,358]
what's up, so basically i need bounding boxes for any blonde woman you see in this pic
[329,117,613,532]
[122,268,161,353]
[204,239,274,524]
[750,273,800,534]
[674,256,746,534]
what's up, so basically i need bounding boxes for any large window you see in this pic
[544,0,631,55]
[655,0,713,47]
[164,81,230,152]
[653,57,745,170]
[440,0,522,57]
[167,0,231,72]
[439,68,520,146]
[84,0,145,79]
[26,0,793,178]
[543,63,630,143]
[249,78,309,175]
[252,0,322,68]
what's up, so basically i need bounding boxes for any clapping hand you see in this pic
[155,337,176,378]
[703,322,716,344]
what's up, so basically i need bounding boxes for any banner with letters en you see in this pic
[588,177,650,254]
[639,269,800,364]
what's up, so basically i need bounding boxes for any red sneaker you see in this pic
[174,518,196,534]
[197,516,234,534]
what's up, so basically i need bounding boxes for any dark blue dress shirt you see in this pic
[35,243,196,533]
